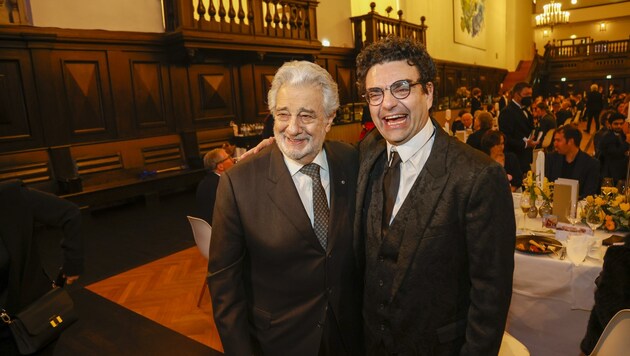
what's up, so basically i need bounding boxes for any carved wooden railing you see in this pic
[0,0,29,25]
[350,2,427,49]
[166,0,317,42]
[544,36,630,58]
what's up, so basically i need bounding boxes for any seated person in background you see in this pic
[556,99,574,127]
[545,125,600,199]
[579,237,630,356]
[466,111,493,151]
[195,148,235,224]
[599,112,630,187]
[533,102,557,148]
[593,110,613,161]
[481,130,522,191]
[450,109,469,133]
[0,179,83,346]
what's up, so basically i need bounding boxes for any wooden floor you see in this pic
[86,247,224,353]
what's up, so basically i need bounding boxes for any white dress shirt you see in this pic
[386,122,436,224]
[283,150,330,227]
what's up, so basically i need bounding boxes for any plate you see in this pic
[515,235,562,255]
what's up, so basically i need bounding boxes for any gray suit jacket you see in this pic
[208,142,362,356]
[355,121,515,355]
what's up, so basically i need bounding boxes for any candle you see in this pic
[536,151,545,190]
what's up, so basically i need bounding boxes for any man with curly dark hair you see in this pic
[354,35,514,355]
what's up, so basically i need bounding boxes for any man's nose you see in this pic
[285,116,302,134]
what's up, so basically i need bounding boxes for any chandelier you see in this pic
[535,1,570,30]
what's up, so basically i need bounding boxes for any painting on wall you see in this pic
[453,0,487,50]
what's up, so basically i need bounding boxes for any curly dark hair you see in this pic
[356,36,437,106]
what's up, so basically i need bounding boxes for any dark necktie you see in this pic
[300,163,329,249]
[382,149,402,232]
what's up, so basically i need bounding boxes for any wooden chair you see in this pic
[186,216,212,306]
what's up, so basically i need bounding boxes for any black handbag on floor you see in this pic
[1,275,78,355]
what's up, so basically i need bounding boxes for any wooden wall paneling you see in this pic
[30,48,66,147]
[50,50,116,144]
[108,51,175,138]
[0,48,44,151]
[168,63,193,131]
[332,62,356,105]
[188,63,239,128]
[130,54,174,136]
[238,63,258,123]
[252,64,279,120]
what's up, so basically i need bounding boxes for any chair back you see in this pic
[590,309,630,356]
[541,129,555,149]
[186,216,212,260]
[498,331,529,356]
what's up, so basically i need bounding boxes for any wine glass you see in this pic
[585,204,604,232]
[565,201,581,226]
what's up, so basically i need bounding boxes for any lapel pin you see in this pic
[341,180,345,185]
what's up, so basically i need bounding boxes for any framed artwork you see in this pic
[453,0,487,50]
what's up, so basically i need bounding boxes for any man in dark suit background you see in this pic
[195,148,234,224]
[599,112,630,186]
[355,36,514,355]
[498,89,510,111]
[499,81,536,173]
[544,125,600,199]
[585,83,604,133]
[208,61,362,355]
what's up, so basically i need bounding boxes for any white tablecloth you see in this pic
[507,207,608,356]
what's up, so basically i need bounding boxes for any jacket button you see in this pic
[380,324,386,331]
[378,255,384,262]
[317,323,322,328]
[379,303,385,310]
[378,280,384,287]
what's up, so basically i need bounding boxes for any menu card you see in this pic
[553,178,579,223]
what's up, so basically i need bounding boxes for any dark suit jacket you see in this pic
[208,142,363,356]
[195,172,220,224]
[586,91,604,114]
[499,101,534,172]
[355,122,515,355]
[545,151,600,199]
[471,97,482,117]
[465,128,488,151]
[600,131,630,183]
[0,180,83,312]
[498,96,508,111]
[580,243,630,355]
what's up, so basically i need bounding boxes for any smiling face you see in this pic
[273,83,333,164]
[365,60,433,146]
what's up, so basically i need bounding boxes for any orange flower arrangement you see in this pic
[585,190,630,231]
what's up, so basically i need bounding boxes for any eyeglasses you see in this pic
[216,156,233,164]
[363,80,422,106]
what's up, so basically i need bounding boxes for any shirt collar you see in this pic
[386,120,435,164]
[283,148,329,177]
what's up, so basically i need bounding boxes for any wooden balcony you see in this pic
[164,0,321,58]
[545,37,629,59]
[350,2,427,49]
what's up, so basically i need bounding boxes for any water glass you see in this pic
[566,234,589,266]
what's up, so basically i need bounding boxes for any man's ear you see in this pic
[425,82,434,110]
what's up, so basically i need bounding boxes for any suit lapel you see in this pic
[266,145,322,250]
[388,122,451,302]
[356,136,387,266]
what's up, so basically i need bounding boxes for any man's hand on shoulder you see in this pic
[239,137,275,161]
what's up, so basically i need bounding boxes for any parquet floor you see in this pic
[86,247,224,353]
